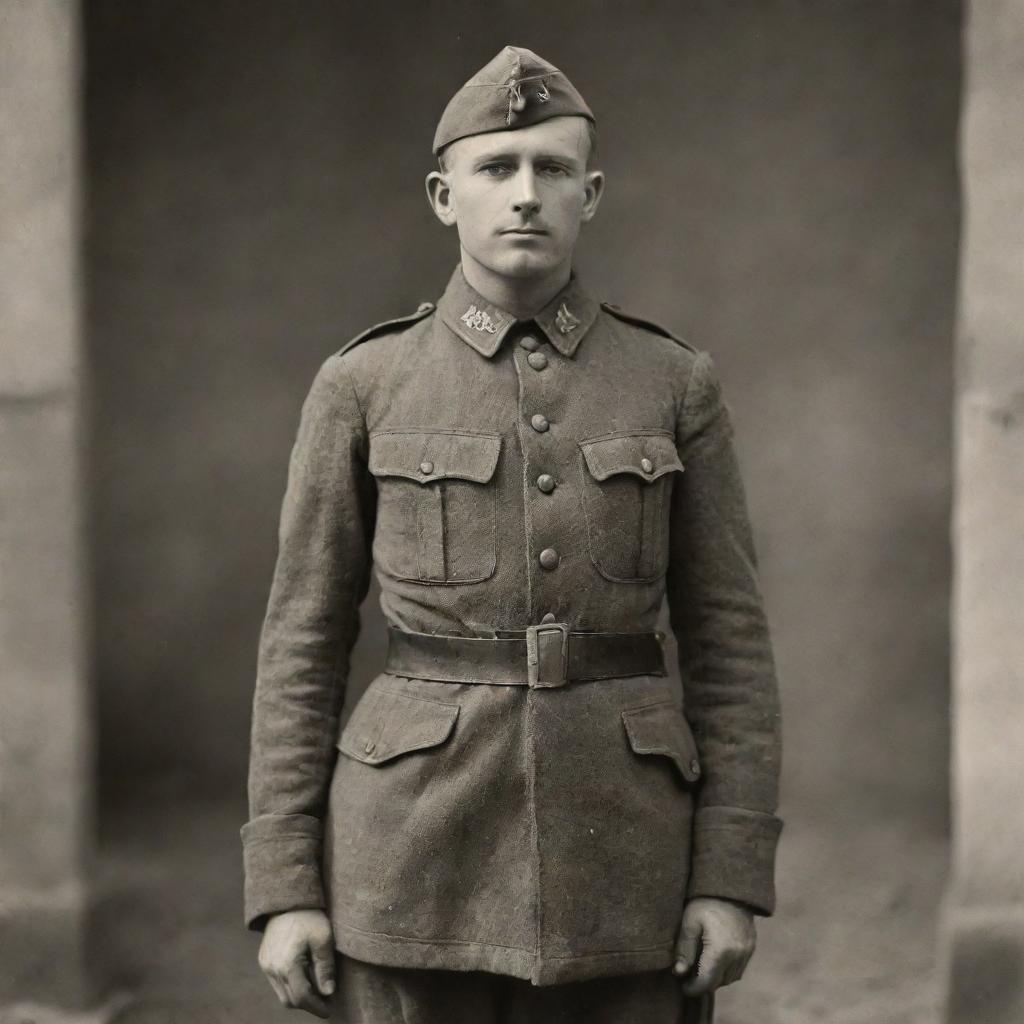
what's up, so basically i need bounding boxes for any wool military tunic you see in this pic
[242,266,783,986]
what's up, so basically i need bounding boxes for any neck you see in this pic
[460,250,571,319]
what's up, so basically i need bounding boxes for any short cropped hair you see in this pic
[437,119,599,173]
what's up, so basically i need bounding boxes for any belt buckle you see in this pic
[526,622,569,688]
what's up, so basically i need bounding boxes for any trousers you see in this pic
[329,955,714,1024]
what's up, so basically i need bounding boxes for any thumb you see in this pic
[310,934,337,997]
[673,915,703,976]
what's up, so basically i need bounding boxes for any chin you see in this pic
[491,250,559,280]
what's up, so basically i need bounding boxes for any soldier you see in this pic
[242,45,782,1023]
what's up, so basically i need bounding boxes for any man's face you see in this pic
[429,116,603,282]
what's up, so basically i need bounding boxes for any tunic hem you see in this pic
[332,917,677,986]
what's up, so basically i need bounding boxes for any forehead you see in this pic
[446,116,589,165]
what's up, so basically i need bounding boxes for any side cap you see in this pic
[338,302,436,357]
[600,302,697,354]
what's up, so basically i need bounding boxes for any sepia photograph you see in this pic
[1,2,1019,1022]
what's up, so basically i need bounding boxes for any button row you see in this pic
[523,334,555,571]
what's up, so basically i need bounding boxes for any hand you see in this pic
[672,897,756,996]
[258,909,337,1018]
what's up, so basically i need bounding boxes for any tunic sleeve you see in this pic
[666,350,783,915]
[240,355,376,931]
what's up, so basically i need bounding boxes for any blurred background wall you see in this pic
[86,0,959,822]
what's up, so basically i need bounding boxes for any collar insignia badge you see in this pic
[555,302,581,334]
[461,305,501,334]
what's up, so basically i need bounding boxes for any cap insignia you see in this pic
[555,302,581,334]
[504,74,557,125]
[461,305,502,334]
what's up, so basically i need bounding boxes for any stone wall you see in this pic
[0,0,94,1008]
[944,1,1024,1019]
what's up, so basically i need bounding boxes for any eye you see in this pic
[479,162,512,177]
[539,163,569,177]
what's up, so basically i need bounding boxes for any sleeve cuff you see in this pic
[240,813,325,931]
[686,805,783,916]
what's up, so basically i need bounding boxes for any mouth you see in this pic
[501,227,548,236]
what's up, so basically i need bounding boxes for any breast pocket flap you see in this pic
[622,701,702,783]
[369,430,501,485]
[579,431,684,483]
[339,689,460,766]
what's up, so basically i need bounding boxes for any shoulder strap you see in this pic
[600,302,698,354]
[338,302,436,357]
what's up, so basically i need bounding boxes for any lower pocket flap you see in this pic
[622,701,702,783]
[339,689,460,765]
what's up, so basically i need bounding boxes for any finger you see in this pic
[720,958,743,988]
[297,993,331,1020]
[681,946,727,996]
[673,919,703,976]
[310,935,337,997]
[717,947,751,990]
[733,947,754,982]
[266,971,291,1007]
[286,962,330,1019]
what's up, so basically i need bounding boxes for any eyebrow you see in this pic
[471,150,581,167]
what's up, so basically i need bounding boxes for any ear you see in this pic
[425,170,457,227]
[580,170,605,224]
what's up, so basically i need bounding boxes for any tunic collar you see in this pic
[437,265,599,359]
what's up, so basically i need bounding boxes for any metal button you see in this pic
[540,612,557,624]
[689,759,701,777]
[640,457,654,474]
[530,414,550,433]
[420,461,434,475]
[519,335,540,352]
[536,474,556,493]
[538,548,560,570]
[364,740,376,754]
[527,352,548,371]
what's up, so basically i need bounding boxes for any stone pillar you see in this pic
[0,0,94,1008]
[943,2,1024,1020]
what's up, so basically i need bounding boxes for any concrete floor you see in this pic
[44,793,949,1024]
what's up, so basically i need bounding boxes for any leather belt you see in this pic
[384,624,666,689]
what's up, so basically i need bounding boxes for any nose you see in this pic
[511,167,540,216]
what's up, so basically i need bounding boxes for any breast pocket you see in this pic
[368,429,501,584]
[578,430,685,582]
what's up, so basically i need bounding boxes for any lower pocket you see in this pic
[338,686,460,765]
[621,699,702,785]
